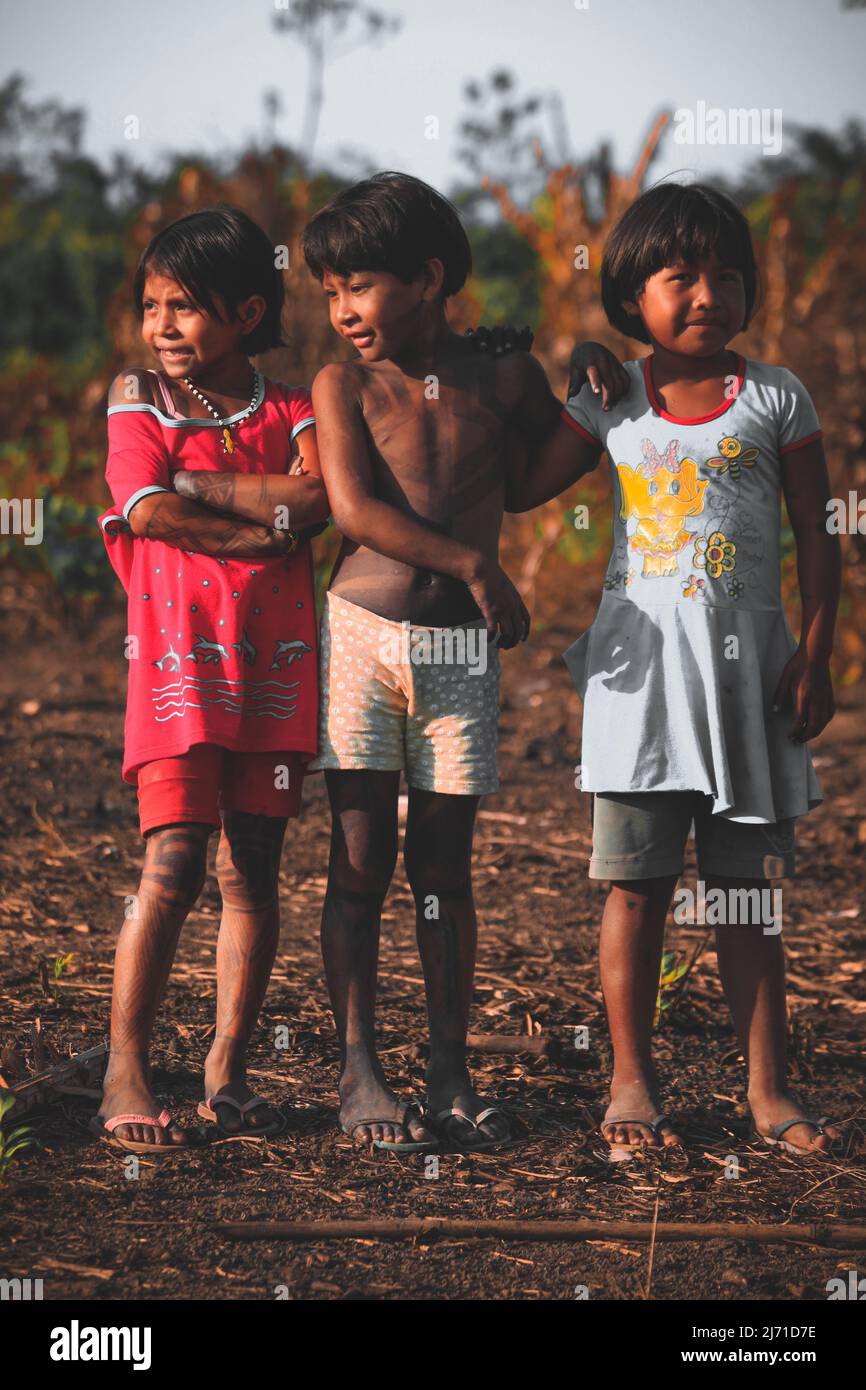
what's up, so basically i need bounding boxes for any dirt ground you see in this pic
[1,579,864,1303]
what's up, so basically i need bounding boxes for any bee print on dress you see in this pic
[617,439,708,578]
[704,435,760,480]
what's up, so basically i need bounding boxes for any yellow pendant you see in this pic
[223,428,234,454]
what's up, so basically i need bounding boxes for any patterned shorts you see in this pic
[309,591,500,795]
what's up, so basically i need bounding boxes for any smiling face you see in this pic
[320,263,444,362]
[623,252,746,357]
[140,271,264,379]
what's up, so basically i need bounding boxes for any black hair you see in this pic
[301,171,471,298]
[132,205,284,355]
[601,182,759,344]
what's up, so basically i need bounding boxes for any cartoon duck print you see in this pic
[617,439,708,578]
[704,435,759,480]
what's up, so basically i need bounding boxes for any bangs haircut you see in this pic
[301,171,472,298]
[601,182,759,343]
[132,206,285,356]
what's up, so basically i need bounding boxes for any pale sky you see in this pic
[3,0,865,194]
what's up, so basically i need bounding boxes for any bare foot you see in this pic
[602,1075,682,1150]
[98,1069,187,1147]
[748,1089,843,1153]
[339,1072,434,1147]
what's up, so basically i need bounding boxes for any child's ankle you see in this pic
[610,1064,660,1090]
[426,1040,470,1083]
[205,1033,248,1074]
[746,1077,788,1102]
[104,1049,151,1083]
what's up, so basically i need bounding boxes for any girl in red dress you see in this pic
[95,206,329,1150]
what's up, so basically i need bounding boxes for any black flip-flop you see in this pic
[198,1094,287,1139]
[751,1113,843,1156]
[433,1104,510,1153]
[340,1101,437,1152]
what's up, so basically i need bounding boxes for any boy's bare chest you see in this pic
[357,370,507,483]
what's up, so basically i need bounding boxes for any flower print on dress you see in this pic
[693,530,736,579]
[681,574,706,600]
[704,435,760,481]
[726,578,745,599]
[617,438,708,578]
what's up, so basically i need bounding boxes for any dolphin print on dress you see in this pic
[269,639,313,671]
[186,634,231,664]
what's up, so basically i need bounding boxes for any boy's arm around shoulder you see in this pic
[311,362,484,583]
[498,352,603,513]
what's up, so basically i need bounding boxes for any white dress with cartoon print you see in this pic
[561,354,823,823]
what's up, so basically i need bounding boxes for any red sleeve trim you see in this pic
[287,385,315,426]
[779,429,823,456]
[560,409,600,446]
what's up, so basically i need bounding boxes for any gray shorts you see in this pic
[589,790,796,881]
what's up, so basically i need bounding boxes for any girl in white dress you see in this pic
[506,182,845,1158]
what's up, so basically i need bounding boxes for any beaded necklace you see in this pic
[182,368,260,454]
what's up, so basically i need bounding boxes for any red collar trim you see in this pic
[643,353,746,425]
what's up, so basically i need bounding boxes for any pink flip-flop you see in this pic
[197,1094,286,1139]
[90,1108,191,1153]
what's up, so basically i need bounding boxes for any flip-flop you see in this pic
[433,1104,510,1153]
[601,1112,674,1163]
[751,1113,841,1156]
[340,1101,436,1152]
[198,1093,287,1139]
[90,1108,191,1154]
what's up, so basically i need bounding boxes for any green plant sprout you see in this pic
[653,950,693,1030]
[38,952,74,1005]
[0,1091,38,1180]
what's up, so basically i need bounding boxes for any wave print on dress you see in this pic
[151,674,301,722]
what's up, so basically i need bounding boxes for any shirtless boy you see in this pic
[302,171,619,1150]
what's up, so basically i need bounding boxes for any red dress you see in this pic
[98,371,319,785]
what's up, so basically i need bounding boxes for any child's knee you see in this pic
[403,843,472,902]
[329,843,396,901]
[216,821,283,909]
[142,825,210,908]
[608,874,678,907]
